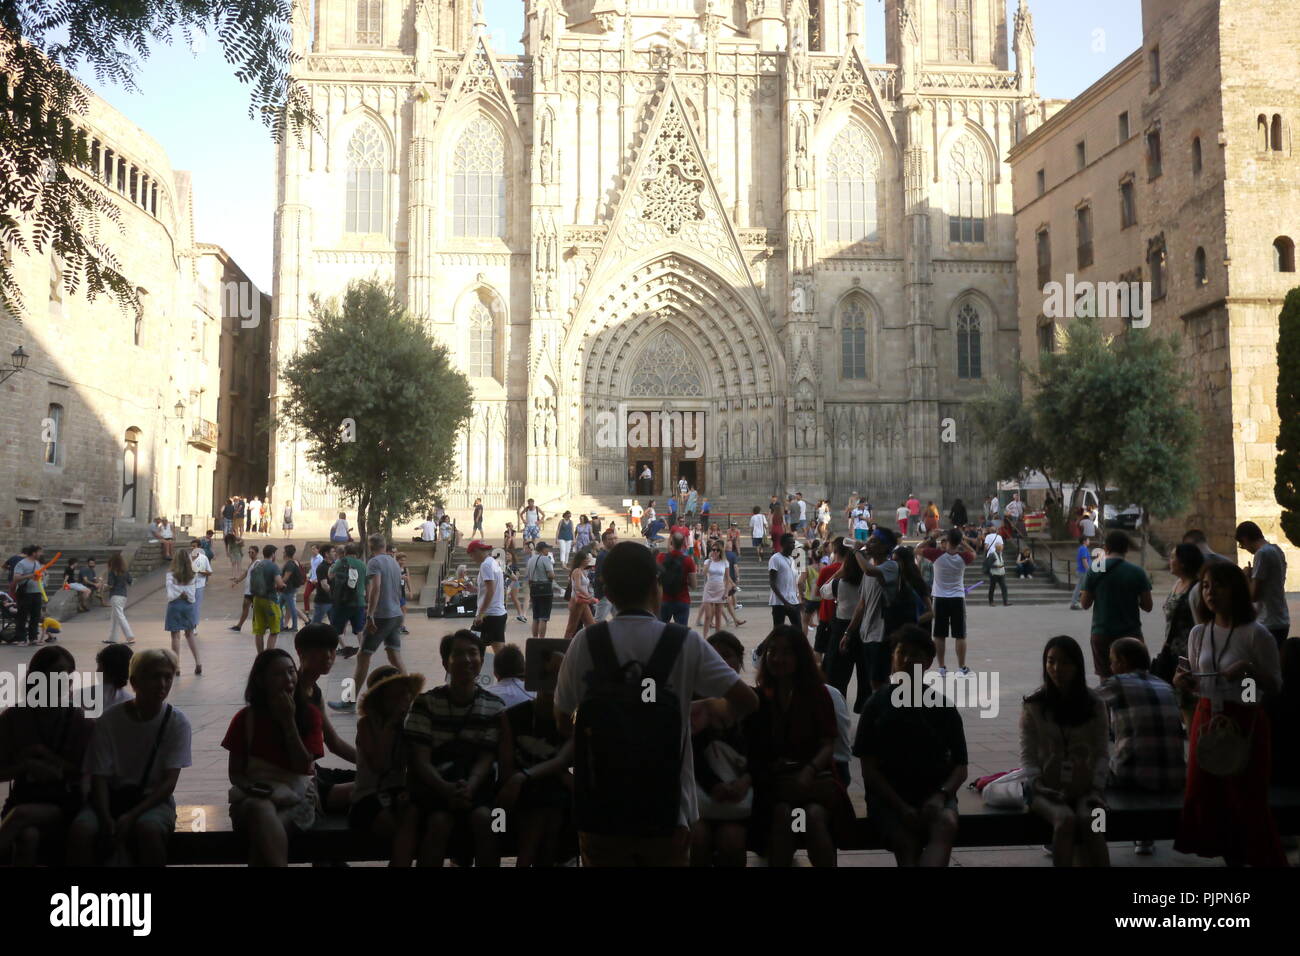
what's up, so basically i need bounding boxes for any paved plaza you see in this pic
[7,535,1298,867]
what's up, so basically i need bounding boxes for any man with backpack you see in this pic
[655,532,696,626]
[248,544,286,653]
[524,541,556,637]
[554,542,759,866]
[279,544,304,633]
[328,543,369,660]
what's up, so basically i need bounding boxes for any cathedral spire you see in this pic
[1014,0,1037,95]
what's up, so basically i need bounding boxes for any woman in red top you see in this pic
[748,625,850,867]
[223,649,325,866]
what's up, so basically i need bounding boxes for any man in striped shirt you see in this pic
[404,629,508,866]
[1098,637,1186,856]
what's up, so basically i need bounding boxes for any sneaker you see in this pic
[959,666,972,676]
[937,666,947,677]
[1069,603,1082,610]
[339,646,359,660]
[1134,841,1155,856]
[229,625,241,632]
[400,626,410,635]
[515,615,528,623]
[328,700,356,712]
[1042,845,1053,857]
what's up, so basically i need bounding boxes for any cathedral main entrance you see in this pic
[625,407,706,498]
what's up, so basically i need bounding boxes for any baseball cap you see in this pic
[466,540,492,554]
[536,541,551,551]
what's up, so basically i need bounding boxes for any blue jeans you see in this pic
[279,588,300,630]
[311,601,333,625]
[659,601,690,626]
[1071,574,1085,605]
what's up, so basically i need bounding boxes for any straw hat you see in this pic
[358,666,425,716]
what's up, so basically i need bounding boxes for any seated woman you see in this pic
[350,666,424,867]
[1174,561,1285,866]
[747,625,851,867]
[691,632,752,867]
[66,649,192,866]
[496,650,575,867]
[1016,549,1035,579]
[1021,635,1111,867]
[0,645,92,865]
[404,630,510,867]
[223,649,324,866]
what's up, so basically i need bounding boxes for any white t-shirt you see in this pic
[749,513,767,538]
[767,552,799,605]
[1005,498,1024,519]
[984,532,1004,555]
[797,499,808,521]
[852,507,871,531]
[824,684,853,765]
[931,550,973,599]
[857,574,886,644]
[1188,620,1282,704]
[554,612,741,827]
[189,549,212,590]
[630,505,644,521]
[896,506,910,523]
[310,553,324,578]
[678,479,689,496]
[330,518,349,539]
[486,678,535,709]
[85,702,193,790]
[419,521,437,541]
[1080,516,1097,537]
[476,556,506,617]
[989,496,1001,516]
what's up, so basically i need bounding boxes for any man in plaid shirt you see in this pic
[1099,637,1186,856]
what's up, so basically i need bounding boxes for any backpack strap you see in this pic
[644,623,689,688]
[585,621,622,684]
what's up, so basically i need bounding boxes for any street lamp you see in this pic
[174,399,186,419]
[0,345,29,384]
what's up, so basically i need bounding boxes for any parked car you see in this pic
[1104,503,1143,530]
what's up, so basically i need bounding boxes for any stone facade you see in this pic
[271,0,1044,521]
[0,92,268,553]
[1008,0,1300,585]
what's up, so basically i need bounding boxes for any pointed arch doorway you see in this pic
[624,326,708,500]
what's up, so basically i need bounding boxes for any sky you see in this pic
[78,1,1143,292]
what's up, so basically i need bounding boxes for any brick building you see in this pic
[1008,0,1299,584]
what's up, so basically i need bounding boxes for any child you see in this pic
[42,616,62,644]
[395,552,411,635]
[351,665,424,866]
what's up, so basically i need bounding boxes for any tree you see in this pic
[1032,320,1198,560]
[1277,288,1300,547]
[1,0,311,318]
[278,279,474,550]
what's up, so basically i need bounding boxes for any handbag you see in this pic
[527,556,551,598]
[695,738,753,820]
[108,705,173,817]
[976,767,1028,809]
[1192,623,1254,777]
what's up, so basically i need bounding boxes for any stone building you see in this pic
[270,0,1045,521]
[1008,0,1299,584]
[0,91,268,553]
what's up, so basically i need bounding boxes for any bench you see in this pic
[167,786,1300,865]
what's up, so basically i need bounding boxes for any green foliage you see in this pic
[1031,320,1198,525]
[278,279,473,546]
[1277,288,1300,547]
[0,0,313,318]
[969,379,1074,501]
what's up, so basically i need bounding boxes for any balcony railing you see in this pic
[189,419,218,450]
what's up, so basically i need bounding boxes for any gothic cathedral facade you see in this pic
[270,0,1044,520]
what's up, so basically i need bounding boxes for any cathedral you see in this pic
[270,0,1045,522]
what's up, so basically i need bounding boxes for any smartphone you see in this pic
[1176,656,1190,672]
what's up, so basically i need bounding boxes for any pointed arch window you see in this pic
[824,125,879,244]
[956,302,982,380]
[469,301,496,379]
[840,299,868,380]
[948,135,987,243]
[345,123,387,234]
[453,116,506,239]
[944,0,972,62]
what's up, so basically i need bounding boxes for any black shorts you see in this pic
[530,592,553,621]
[864,642,892,685]
[803,600,820,615]
[933,597,967,640]
[478,613,508,645]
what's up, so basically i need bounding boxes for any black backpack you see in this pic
[573,621,688,837]
[659,551,686,596]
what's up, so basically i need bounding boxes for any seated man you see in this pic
[1098,637,1186,856]
[404,630,509,867]
[295,624,359,812]
[855,625,968,867]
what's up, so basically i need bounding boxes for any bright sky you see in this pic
[77,1,1141,292]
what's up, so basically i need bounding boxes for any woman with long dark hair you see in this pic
[1020,635,1110,866]
[823,537,864,698]
[948,499,968,528]
[223,649,324,866]
[1174,562,1285,866]
[748,625,849,867]
[1154,544,1204,723]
